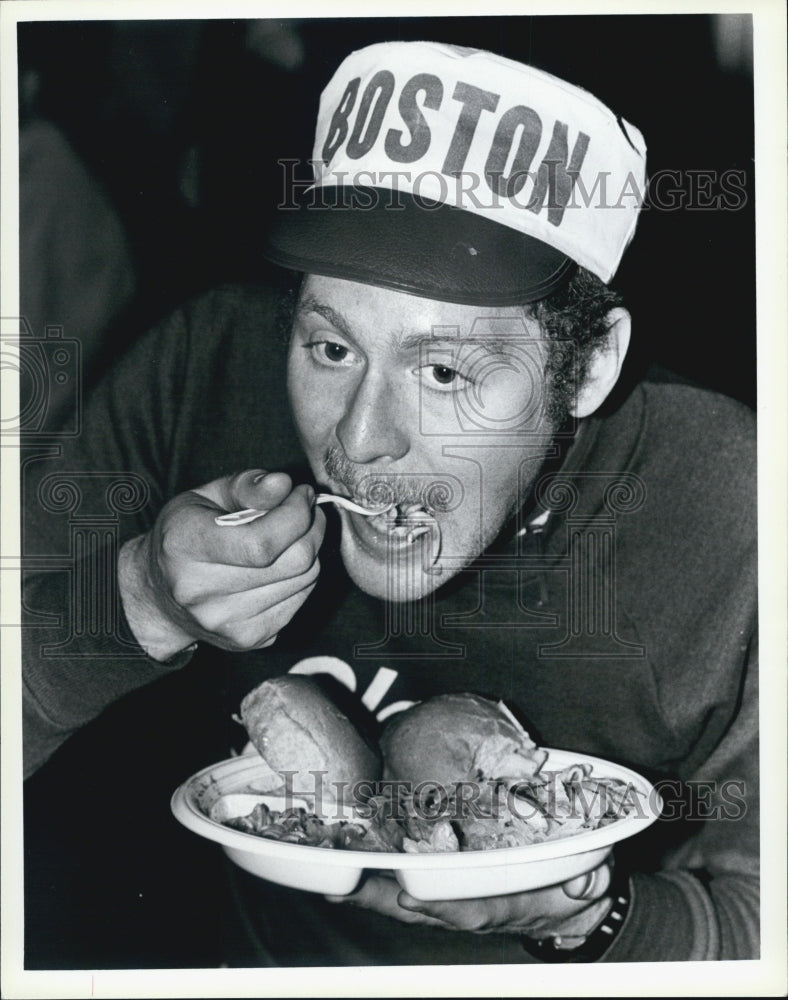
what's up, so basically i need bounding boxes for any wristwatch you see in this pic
[520,868,631,963]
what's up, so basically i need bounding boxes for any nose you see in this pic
[335,369,409,465]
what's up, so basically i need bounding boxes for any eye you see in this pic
[417,363,471,392]
[322,342,349,363]
[303,340,357,368]
[431,365,457,385]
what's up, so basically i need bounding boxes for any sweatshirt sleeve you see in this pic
[602,632,759,961]
[21,302,195,778]
[21,284,295,779]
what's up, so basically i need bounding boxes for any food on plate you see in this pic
[216,686,645,854]
[381,693,640,852]
[238,675,381,800]
[380,692,548,785]
[215,797,377,850]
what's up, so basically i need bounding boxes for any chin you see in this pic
[334,497,513,602]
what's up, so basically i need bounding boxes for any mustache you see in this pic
[322,447,461,514]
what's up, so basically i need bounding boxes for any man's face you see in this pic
[287,275,557,601]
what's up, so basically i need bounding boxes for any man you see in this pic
[22,41,757,965]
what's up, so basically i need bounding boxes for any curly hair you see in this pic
[527,266,624,427]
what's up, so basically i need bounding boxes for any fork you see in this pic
[214,493,393,526]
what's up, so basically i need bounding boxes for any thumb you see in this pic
[192,469,294,513]
[562,861,613,901]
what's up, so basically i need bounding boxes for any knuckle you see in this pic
[216,626,243,647]
[157,523,182,563]
[193,607,225,635]
[202,619,243,648]
[231,622,269,651]
[253,538,278,569]
[170,581,195,609]
[241,531,276,568]
[289,536,318,576]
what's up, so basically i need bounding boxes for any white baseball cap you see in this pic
[265,41,647,305]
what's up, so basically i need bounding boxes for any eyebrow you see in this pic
[297,299,354,341]
[397,331,528,357]
[297,297,533,357]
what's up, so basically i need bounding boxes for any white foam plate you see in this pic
[171,751,661,901]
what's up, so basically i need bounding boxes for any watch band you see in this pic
[520,868,631,963]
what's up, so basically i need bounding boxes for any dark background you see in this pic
[19,15,756,970]
[19,15,756,406]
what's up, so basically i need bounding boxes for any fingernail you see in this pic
[562,870,594,900]
[578,872,595,899]
[252,472,267,484]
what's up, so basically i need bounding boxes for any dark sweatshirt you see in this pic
[21,285,758,965]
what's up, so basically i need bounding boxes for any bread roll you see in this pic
[380,692,545,785]
[240,675,381,801]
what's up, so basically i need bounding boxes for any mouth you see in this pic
[322,483,443,570]
[363,502,435,544]
[350,504,443,577]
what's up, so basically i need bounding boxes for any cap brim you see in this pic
[263,187,576,307]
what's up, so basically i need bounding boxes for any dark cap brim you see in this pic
[263,187,576,307]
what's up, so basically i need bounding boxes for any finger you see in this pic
[189,572,321,650]
[192,469,293,513]
[224,484,323,569]
[562,871,594,901]
[325,878,450,928]
[169,484,323,569]
[264,513,326,577]
[185,469,311,556]
[181,519,324,595]
[398,892,508,933]
[216,498,326,573]
[324,868,399,900]
[562,861,612,901]
[185,562,321,631]
[207,549,322,608]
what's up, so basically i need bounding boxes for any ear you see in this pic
[570,308,631,419]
